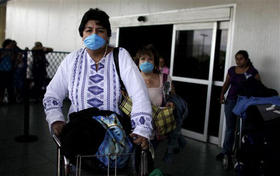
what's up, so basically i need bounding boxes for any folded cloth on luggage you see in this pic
[232,96,280,119]
[93,113,133,168]
[60,107,132,168]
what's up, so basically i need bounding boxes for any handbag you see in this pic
[119,95,176,136]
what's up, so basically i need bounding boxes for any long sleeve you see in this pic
[118,48,153,139]
[43,52,73,129]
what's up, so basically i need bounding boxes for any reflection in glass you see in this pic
[208,86,222,137]
[213,29,228,81]
[173,81,207,134]
[173,29,212,80]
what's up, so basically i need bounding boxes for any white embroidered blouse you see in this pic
[43,47,153,139]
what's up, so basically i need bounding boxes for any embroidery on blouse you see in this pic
[131,112,153,129]
[106,56,111,110]
[75,49,85,111]
[131,119,136,129]
[87,56,105,109]
[112,62,117,112]
[81,51,88,110]
[43,97,62,111]
[71,49,84,108]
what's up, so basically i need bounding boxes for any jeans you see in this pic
[222,98,237,155]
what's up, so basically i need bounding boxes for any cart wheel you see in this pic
[62,159,71,176]
[234,161,244,174]
[222,154,232,170]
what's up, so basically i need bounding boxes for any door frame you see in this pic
[170,22,218,142]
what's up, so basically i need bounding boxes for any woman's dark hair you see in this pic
[135,44,160,73]
[2,39,13,48]
[78,8,111,37]
[235,50,253,67]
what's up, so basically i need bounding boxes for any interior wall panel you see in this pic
[5,0,280,93]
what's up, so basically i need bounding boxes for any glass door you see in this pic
[170,22,229,143]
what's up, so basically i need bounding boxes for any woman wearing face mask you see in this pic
[135,45,189,163]
[43,8,152,150]
[135,44,174,110]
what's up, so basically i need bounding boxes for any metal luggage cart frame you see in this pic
[222,116,243,170]
[232,116,243,170]
[53,134,149,176]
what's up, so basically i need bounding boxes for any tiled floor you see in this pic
[0,102,235,176]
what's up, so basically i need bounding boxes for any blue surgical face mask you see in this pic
[84,34,106,50]
[139,61,154,73]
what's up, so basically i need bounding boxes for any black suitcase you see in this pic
[238,104,280,175]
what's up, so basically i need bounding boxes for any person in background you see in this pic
[159,56,170,75]
[32,41,53,101]
[216,50,260,161]
[43,8,152,149]
[12,40,25,103]
[134,44,173,108]
[134,44,187,162]
[0,39,15,104]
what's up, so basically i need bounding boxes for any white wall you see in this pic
[6,0,234,51]
[5,0,280,90]
[233,0,280,90]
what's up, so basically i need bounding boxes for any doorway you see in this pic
[118,25,173,65]
[117,22,229,144]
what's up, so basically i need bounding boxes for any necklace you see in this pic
[102,44,108,58]
[143,73,156,87]
[94,45,108,71]
[92,44,108,64]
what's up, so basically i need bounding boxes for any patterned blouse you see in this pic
[43,47,153,139]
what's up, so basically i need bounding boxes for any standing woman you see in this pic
[135,44,187,162]
[134,44,173,108]
[216,50,260,160]
[43,8,152,149]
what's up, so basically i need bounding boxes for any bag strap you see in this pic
[113,47,127,92]
[161,73,170,106]
[162,73,168,84]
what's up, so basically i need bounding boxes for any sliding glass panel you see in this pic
[213,29,228,81]
[208,85,222,137]
[173,30,213,80]
[173,81,208,134]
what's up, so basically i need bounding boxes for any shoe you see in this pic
[216,153,224,161]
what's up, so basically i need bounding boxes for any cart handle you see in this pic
[52,134,61,148]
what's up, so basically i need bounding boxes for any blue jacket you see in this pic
[232,96,280,119]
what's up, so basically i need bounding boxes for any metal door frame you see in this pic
[170,22,217,142]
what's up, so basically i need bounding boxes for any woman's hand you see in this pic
[51,121,66,136]
[130,133,149,150]
[165,101,175,108]
[220,96,225,104]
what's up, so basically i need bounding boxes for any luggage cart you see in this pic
[222,116,243,171]
[53,134,151,176]
[225,105,273,175]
